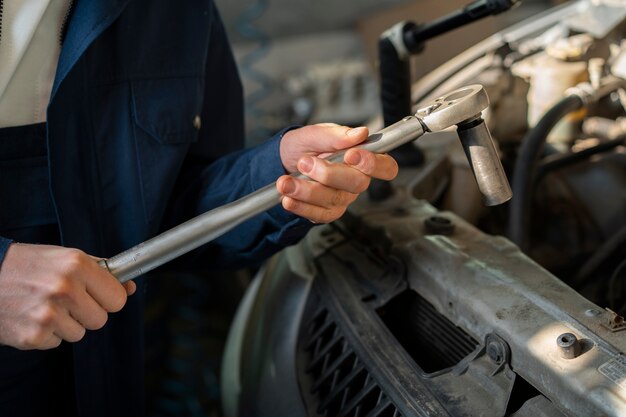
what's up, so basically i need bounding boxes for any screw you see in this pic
[424,216,455,235]
[557,333,581,359]
[487,341,505,364]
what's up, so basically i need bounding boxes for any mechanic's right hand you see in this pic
[0,243,136,350]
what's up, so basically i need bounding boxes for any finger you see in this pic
[277,176,358,209]
[123,281,137,296]
[80,259,127,313]
[60,289,108,330]
[20,325,62,350]
[35,333,63,350]
[298,125,370,154]
[297,156,371,194]
[344,150,399,181]
[318,125,370,152]
[281,196,346,224]
[52,309,86,343]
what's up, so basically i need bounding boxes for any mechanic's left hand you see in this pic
[277,123,399,223]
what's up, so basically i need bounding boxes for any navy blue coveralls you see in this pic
[0,1,310,416]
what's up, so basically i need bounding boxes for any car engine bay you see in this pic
[221,1,626,416]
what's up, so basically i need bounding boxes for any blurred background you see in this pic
[144,1,564,416]
[217,0,557,145]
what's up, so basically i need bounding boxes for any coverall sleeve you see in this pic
[159,1,314,269]
[163,128,314,270]
[0,236,11,267]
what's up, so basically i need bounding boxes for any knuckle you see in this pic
[321,208,344,224]
[282,197,299,213]
[88,312,108,330]
[360,153,376,173]
[315,163,331,183]
[61,249,87,273]
[356,177,371,194]
[49,337,62,349]
[330,191,344,207]
[21,328,47,349]
[107,287,127,313]
[33,306,56,327]
[67,327,86,343]
[49,276,73,298]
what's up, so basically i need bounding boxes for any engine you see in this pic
[221,1,626,416]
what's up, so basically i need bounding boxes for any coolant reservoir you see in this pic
[512,34,592,145]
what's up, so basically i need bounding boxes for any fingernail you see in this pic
[347,126,367,138]
[282,178,296,194]
[298,156,313,174]
[346,151,361,166]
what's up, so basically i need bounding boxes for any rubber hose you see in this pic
[535,133,626,181]
[507,95,584,251]
[572,225,626,289]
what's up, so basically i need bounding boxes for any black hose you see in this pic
[405,0,518,47]
[535,133,626,181]
[572,225,626,289]
[507,95,584,251]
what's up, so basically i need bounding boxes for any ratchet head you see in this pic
[416,84,489,132]
[415,85,512,206]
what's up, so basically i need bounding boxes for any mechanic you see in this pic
[0,1,398,416]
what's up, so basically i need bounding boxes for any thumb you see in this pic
[280,124,370,173]
[313,125,369,154]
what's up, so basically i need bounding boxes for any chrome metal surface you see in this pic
[417,84,490,132]
[457,118,512,206]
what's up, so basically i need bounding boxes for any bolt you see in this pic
[424,216,455,235]
[485,334,510,366]
[487,341,505,365]
[585,308,602,317]
[557,333,581,359]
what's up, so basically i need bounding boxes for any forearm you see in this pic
[162,129,312,269]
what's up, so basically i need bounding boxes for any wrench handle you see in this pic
[99,116,425,282]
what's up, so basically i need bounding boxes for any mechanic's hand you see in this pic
[277,123,398,223]
[0,243,136,350]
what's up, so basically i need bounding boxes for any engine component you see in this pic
[511,35,592,145]
[222,189,626,416]
[377,0,519,172]
[508,76,626,251]
[556,333,581,360]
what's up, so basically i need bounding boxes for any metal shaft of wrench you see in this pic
[100,84,501,282]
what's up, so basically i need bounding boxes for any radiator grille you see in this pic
[302,307,402,417]
[380,291,478,374]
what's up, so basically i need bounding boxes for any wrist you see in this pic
[278,125,303,174]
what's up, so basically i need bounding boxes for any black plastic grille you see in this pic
[380,291,479,374]
[302,307,402,417]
